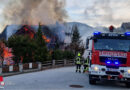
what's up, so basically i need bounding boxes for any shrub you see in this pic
[63,50,75,59]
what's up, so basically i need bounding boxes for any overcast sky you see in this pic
[0,0,130,32]
[66,0,130,27]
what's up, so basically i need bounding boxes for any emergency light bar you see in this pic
[124,32,130,36]
[93,31,101,36]
[93,31,130,39]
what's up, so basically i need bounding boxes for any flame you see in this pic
[42,35,50,43]
[42,35,47,40]
[46,39,50,43]
[30,32,34,39]
[3,48,13,58]
[24,27,28,31]
[23,26,35,39]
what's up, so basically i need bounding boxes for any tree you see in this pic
[7,35,37,64]
[72,25,80,44]
[63,50,75,59]
[52,49,64,60]
[35,23,46,46]
[34,23,49,62]
[71,25,82,55]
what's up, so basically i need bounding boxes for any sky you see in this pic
[65,0,130,27]
[0,0,130,32]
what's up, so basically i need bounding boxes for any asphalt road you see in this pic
[2,66,129,90]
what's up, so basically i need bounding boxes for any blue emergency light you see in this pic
[114,61,119,65]
[124,32,130,36]
[106,60,119,65]
[106,61,111,64]
[93,31,101,36]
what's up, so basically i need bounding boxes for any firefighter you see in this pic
[83,56,89,73]
[75,52,81,73]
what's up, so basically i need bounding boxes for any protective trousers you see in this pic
[76,64,81,73]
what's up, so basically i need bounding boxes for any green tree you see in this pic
[34,24,49,62]
[53,49,64,60]
[7,35,37,63]
[71,25,82,55]
[72,25,80,44]
[63,50,75,59]
[35,23,46,46]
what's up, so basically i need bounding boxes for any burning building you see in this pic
[0,23,67,65]
[0,23,66,50]
[0,42,14,66]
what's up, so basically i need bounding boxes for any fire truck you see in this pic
[86,31,130,87]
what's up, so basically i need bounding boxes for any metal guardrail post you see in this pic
[9,65,13,72]
[38,62,42,70]
[64,59,67,65]
[19,63,23,72]
[29,62,32,69]
[52,60,55,66]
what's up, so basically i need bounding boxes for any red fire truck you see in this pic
[86,31,130,87]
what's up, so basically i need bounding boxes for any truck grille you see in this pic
[100,57,127,64]
[106,71,120,75]
[106,65,119,69]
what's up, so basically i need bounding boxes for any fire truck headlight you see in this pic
[127,70,130,74]
[0,81,5,86]
[94,66,99,71]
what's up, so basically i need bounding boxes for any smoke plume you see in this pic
[3,0,67,25]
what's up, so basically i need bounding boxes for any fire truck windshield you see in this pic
[94,39,130,52]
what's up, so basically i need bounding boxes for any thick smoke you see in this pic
[3,0,67,25]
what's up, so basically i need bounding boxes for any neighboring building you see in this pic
[121,22,130,31]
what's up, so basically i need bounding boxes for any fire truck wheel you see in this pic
[125,82,130,88]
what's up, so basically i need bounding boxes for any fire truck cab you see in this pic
[86,31,130,87]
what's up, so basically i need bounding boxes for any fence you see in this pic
[0,59,74,74]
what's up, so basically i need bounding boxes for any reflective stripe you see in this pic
[76,61,81,64]
[84,58,89,65]
[76,57,81,64]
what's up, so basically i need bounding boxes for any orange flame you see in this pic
[3,48,13,58]
[42,35,50,43]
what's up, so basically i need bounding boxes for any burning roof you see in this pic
[15,25,35,39]
[0,23,66,50]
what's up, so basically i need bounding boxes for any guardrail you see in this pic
[0,59,74,74]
